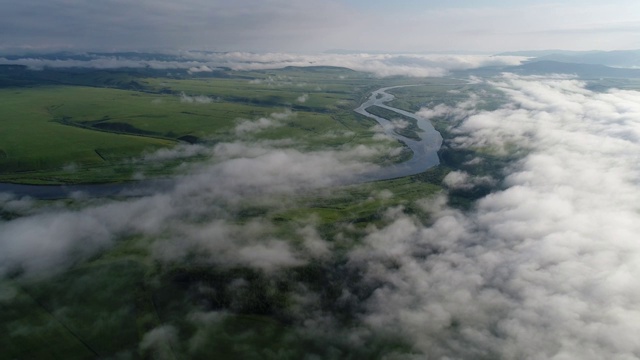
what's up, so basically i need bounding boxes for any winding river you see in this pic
[355,85,442,181]
[0,86,442,199]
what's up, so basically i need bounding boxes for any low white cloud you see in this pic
[349,75,640,358]
[234,110,292,136]
[151,219,305,272]
[417,103,454,120]
[443,170,496,190]
[391,118,409,130]
[139,325,179,360]
[297,224,331,258]
[0,211,113,276]
[180,92,215,104]
[0,194,35,216]
[270,110,293,120]
[322,129,355,139]
[417,93,486,124]
[188,65,213,73]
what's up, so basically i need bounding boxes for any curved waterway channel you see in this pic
[0,86,442,199]
[355,85,442,181]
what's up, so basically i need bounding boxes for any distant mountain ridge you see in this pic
[511,60,640,78]
[455,60,640,78]
[497,49,640,68]
[497,50,605,57]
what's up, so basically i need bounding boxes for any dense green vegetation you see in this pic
[0,87,176,184]
[1,174,442,358]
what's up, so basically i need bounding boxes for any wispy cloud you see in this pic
[0,120,380,277]
[180,92,216,104]
[296,93,309,103]
[234,110,292,136]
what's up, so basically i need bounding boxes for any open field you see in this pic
[384,80,471,112]
[385,81,506,121]
[0,87,176,183]
[0,66,420,184]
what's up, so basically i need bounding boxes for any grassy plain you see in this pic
[385,79,470,112]
[0,66,421,184]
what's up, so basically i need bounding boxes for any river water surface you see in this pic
[355,85,442,181]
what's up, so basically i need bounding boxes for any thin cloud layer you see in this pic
[0,52,526,77]
[180,92,217,104]
[234,110,292,136]
[0,132,382,277]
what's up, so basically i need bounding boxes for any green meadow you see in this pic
[0,66,420,184]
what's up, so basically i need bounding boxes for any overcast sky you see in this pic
[2,0,640,54]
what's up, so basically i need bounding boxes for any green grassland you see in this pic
[0,87,176,184]
[385,79,470,112]
[0,66,418,184]
[385,81,503,115]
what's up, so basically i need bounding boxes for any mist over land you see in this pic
[4,0,640,359]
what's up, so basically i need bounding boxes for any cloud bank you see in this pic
[349,75,640,358]
[0,52,526,77]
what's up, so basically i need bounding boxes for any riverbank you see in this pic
[355,85,442,181]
